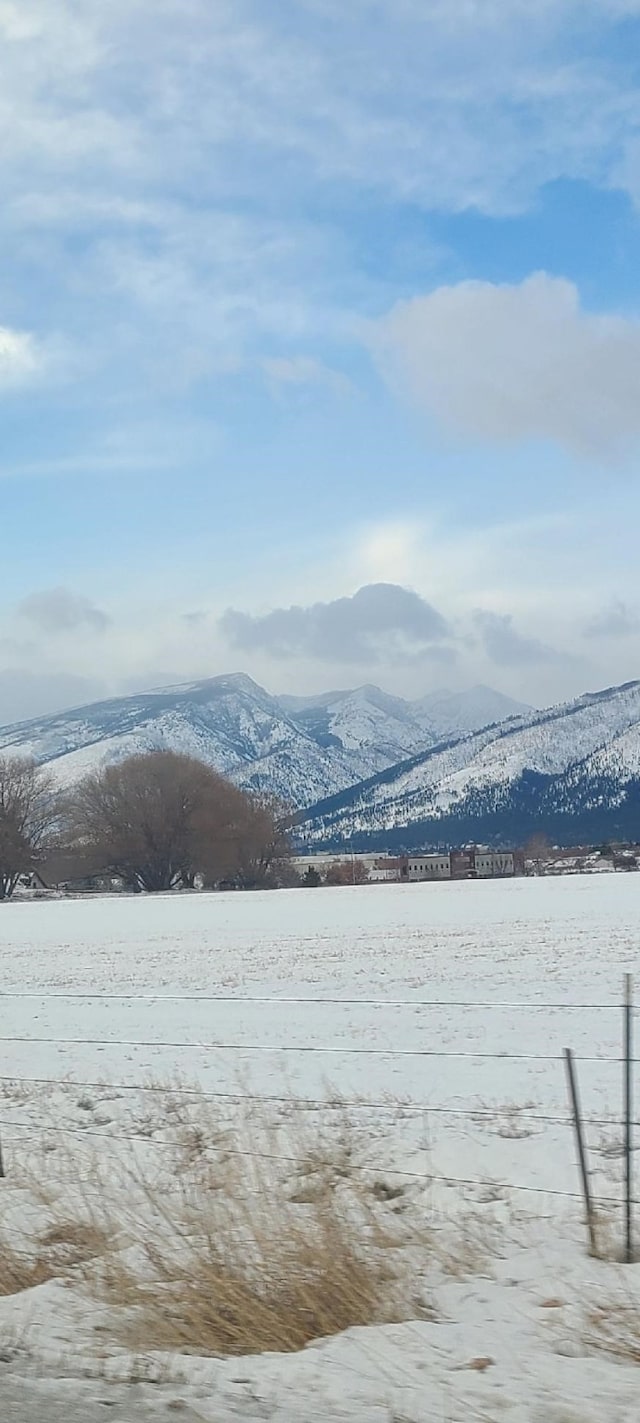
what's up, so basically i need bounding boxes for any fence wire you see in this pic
[0,988,635,1218]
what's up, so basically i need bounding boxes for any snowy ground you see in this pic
[0,875,639,1420]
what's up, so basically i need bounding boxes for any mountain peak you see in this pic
[298,676,640,851]
[3,673,639,846]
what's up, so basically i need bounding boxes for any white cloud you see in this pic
[262,355,352,397]
[372,273,640,456]
[1,1,640,393]
[355,521,425,585]
[3,3,640,240]
[0,326,41,387]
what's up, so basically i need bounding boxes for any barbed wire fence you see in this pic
[0,985,636,1254]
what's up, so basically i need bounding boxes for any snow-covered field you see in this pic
[0,875,639,1421]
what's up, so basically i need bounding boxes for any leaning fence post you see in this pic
[564,1046,597,1255]
[624,973,633,1264]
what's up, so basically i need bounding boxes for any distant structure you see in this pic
[369,856,405,882]
[400,848,522,882]
[402,854,451,881]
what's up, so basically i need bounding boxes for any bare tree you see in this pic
[69,751,292,893]
[0,756,59,901]
[196,792,292,890]
[232,796,292,889]
[324,859,369,886]
[524,831,552,874]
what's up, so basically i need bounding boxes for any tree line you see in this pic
[0,750,292,900]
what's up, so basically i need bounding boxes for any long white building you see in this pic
[403,854,451,881]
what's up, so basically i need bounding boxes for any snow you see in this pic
[415,683,531,736]
[308,678,640,840]
[0,876,639,1418]
[0,675,541,818]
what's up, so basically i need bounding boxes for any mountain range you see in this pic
[0,675,526,808]
[297,679,640,850]
[2,673,640,848]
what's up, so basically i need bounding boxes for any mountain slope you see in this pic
[0,673,442,808]
[413,685,530,739]
[282,684,437,766]
[299,680,640,848]
[0,675,527,808]
[0,674,361,807]
[8,672,638,844]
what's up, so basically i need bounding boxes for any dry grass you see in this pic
[431,1208,501,1280]
[0,1218,113,1296]
[90,1108,429,1356]
[0,1241,57,1297]
[578,1208,637,1263]
[586,1294,640,1363]
[1,1088,437,1357]
[103,1199,415,1357]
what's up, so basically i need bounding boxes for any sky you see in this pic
[2,0,640,722]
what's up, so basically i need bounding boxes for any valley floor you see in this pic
[0,876,639,1420]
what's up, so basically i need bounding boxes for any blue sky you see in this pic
[2,0,640,720]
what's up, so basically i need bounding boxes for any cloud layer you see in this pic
[584,599,640,639]
[374,273,640,456]
[18,586,110,634]
[7,1,640,218]
[3,2,640,397]
[0,668,105,725]
[220,583,450,664]
[475,611,566,666]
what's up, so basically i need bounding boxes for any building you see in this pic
[401,854,451,881]
[369,857,404,882]
[474,850,515,878]
[451,847,523,879]
[450,848,474,879]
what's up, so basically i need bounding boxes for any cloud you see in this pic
[0,326,41,387]
[0,668,105,725]
[263,356,353,397]
[220,583,450,664]
[373,273,640,456]
[18,586,110,634]
[3,1,640,220]
[0,415,223,482]
[584,598,640,638]
[475,610,565,666]
[3,2,640,397]
[181,610,208,627]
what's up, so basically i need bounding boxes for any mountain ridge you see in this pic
[298,679,640,849]
[0,674,527,809]
[3,672,640,846]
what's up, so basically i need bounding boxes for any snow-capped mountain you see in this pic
[299,680,640,849]
[281,685,436,765]
[0,674,355,807]
[413,685,529,739]
[0,675,529,808]
[282,683,528,750]
[3,672,640,842]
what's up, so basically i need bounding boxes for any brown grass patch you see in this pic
[92,1111,429,1356]
[104,1200,414,1356]
[1,1090,437,1356]
[0,1241,57,1297]
[0,1218,112,1296]
[586,1295,640,1363]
